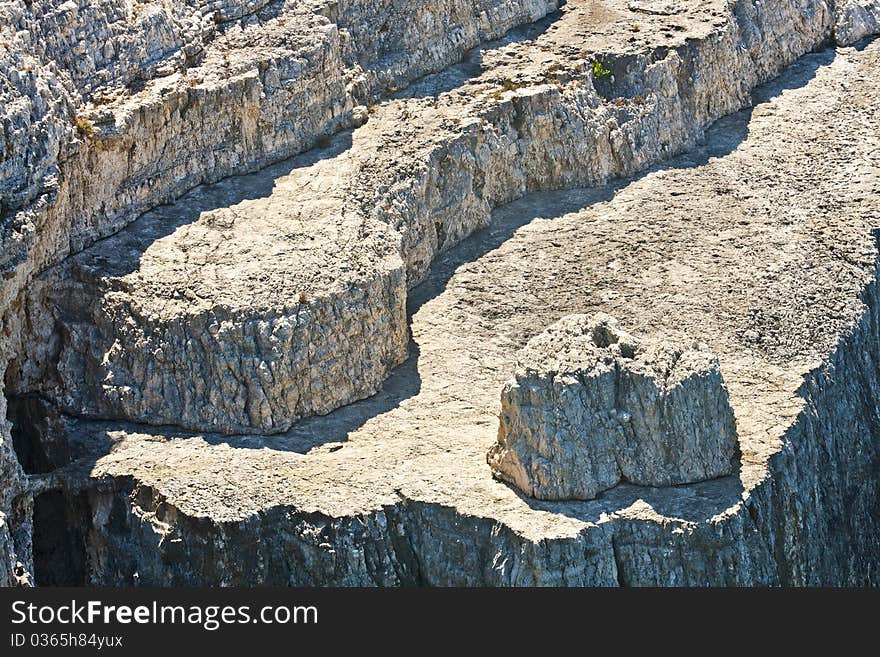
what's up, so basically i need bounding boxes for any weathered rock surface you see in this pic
[1,1,879,586]
[27,0,855,434]
[835,0,880,45]
[19,40,880,586]
[0,0,562,580]
[43,148,408,433]
[488,314,738,500]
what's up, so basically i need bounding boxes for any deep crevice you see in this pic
[6,393,70,475]
[32,490,89,587]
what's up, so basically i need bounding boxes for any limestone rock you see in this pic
[0,0,879,587]
[488,314,739,500]
[25,0,849,434]
[835,0,880,46]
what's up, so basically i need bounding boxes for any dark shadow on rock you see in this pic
[75,130,354,280]
[509,471,748,526]
[852,34,878,52]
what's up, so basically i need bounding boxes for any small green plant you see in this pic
[74,115,95,138]
[591,59,612,79]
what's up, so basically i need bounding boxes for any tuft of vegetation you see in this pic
[92,92,114,106]
[74,115,95,138]
[591,59,612,79]
[490,77,530,101]
[298,292,310,304]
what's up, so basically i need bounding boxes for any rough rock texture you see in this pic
[488,313,738,500]
[20,41,880,586]
[44,151,408,433]
[0,0,556,583]
[0,0,562,581]
[835,0,880,45]
[1,1,879,586]
[28,0,851,434]
[1,0,560,263]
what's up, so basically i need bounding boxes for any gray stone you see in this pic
[49,41,880,587]
[488,314,738,500]
[835,0,880,46]
[22,0,850,434]
[0,0,879,587]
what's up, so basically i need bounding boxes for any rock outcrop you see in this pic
[0,0,563,582]
[0,0,879,586]
[488,314,738,500]
[835,0,880,45]
[23,0,852,435]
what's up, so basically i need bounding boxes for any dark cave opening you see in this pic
[6,394,71,475]
[32,490,88,587]
[4,359,84,586]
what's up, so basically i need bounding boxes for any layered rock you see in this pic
[27,0,851,434]
[21,41,880,586]
[835,0,880,45]
[2,1,562,267]
[1,0,879,586]
[44,147,408,433]
[0,0,562,579]
[488,314,738,500]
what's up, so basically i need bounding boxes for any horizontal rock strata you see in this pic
[28,0,859,434]
[24,40,880,586]
[0,0,879,586]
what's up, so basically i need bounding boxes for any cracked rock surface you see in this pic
[0,0,562,581]
[488,313,738,500]
[1,0,880,586]
[30,0,851,433]
[39,40,880,586]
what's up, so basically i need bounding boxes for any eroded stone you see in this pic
[488,314,738,500]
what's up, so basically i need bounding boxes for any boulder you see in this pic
[488,314,739,500]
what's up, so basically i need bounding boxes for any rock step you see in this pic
[1,1,561,281]
[488,313,739,501]
[43,144,409,434]
[44,39,880,585]
[30,0,873,434]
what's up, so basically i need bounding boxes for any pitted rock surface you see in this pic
[27,0,856,434]
[0,1,879,586]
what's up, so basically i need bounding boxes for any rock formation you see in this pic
[488,314,738,500]
[1,0,879,586]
